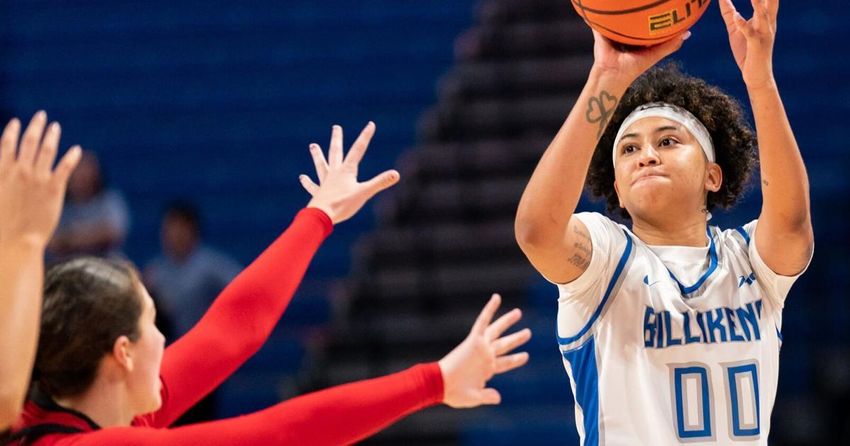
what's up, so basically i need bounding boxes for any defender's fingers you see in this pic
[35,122,61,175]
[19,111,47,166]
[0,118,21,171]
[328,125,344,166]
[309,143,329,180]
[493,328,532,356]
[360,169,400,198]
[51,146,82,187]
[299,174,320,195]
[478,388,502,406]
[485,308,522,341]
[344,121,376,167]
[471,294,502,336]
[494,352,530,374]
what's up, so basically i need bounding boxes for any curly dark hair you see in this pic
[586,63,758,220]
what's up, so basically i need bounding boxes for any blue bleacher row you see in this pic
[3,0,474,39]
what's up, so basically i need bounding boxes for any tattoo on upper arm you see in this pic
[573,223,591,239]
[574,239,592,256]
[568,223,593,270]
[585,90,619,138]
[568,253,590,269]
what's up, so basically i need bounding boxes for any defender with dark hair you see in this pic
[515,1,812,444]
[37,258,145,399]
[7,123,531,445]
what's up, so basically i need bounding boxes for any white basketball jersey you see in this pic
[553,212,808,445]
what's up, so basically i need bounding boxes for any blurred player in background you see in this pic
[515,0,812,444]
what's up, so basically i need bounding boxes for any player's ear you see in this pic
[705,162,722,193]
[111,335,134,372]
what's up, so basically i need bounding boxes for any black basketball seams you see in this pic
[580,16,675,42]
[571,0,674,16]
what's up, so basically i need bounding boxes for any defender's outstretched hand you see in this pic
[719,0,778,89]
[300,122,400,224]
[0,112,81,248]
[439,294,531,408]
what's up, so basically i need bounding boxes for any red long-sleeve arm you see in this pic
[47,363,444,446]
[143,208,333,428]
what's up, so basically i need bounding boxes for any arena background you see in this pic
[1,0,847,444]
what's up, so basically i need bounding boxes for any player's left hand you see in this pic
[719,0,778,89]
[438,294,531,408]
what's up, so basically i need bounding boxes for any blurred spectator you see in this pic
[144,200,242,339]
[48,150,129,259]
[144,201,242,423]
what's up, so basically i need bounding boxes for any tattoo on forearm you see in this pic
[762,178,770,187]
[585,90,618,138]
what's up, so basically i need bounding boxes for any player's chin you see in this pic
[628,190,678,214]
[629,181,672,201]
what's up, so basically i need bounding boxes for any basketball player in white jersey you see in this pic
[515,1,812,444]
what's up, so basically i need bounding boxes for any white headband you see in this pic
[612,103,714,167]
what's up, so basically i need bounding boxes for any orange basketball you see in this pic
[571,0,711,46]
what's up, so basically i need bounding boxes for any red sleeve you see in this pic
[143,208,333,428]
[49,363,444,446]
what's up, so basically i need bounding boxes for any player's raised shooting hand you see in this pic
[591,29,689,84]
[439,294,531,408]
[0,112,81,249]
[300,122,400,224]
